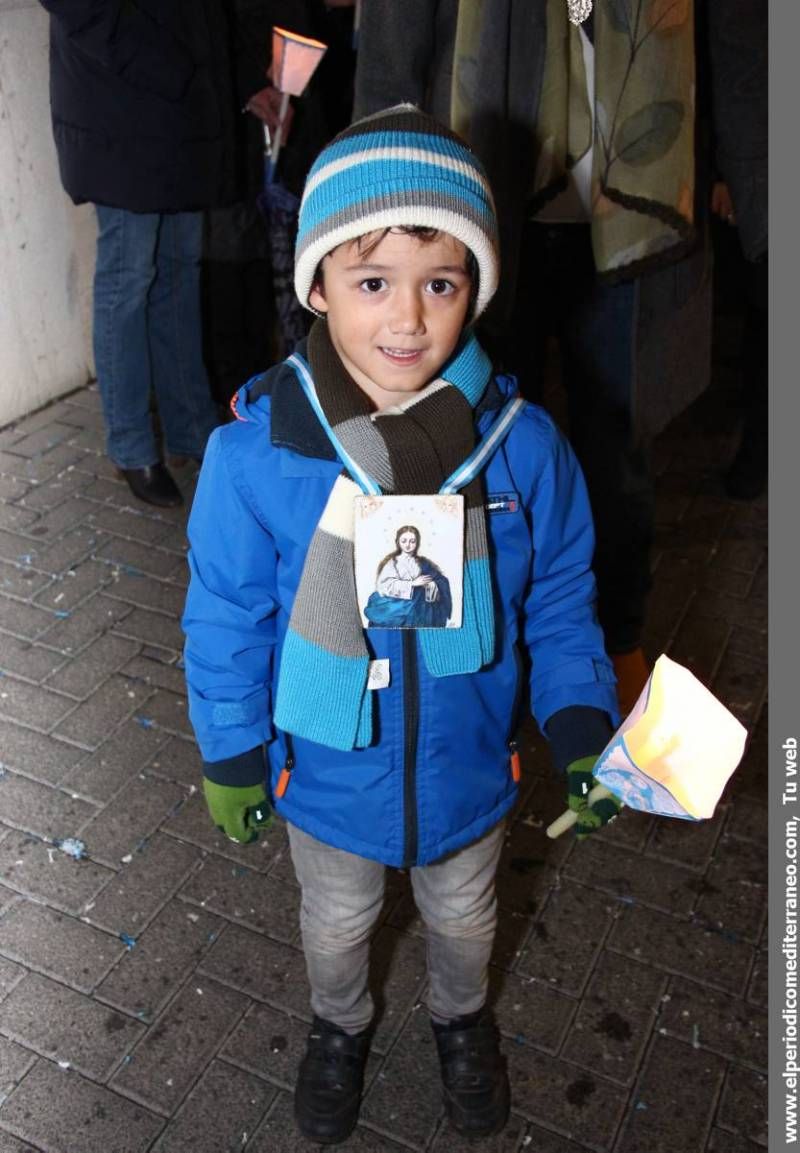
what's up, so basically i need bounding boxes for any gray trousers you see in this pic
[287,821,505,1035]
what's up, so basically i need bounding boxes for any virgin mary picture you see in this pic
[363,525,453,629]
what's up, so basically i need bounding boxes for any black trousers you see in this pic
[502,222,654,653]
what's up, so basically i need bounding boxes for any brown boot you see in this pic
[612,648,651,717]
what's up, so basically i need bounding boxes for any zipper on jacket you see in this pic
[275,734,295,799]
[401,630,420,868]
[509,738,522,783]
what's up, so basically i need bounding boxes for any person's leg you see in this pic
[557,230,655,677]
[149,211,219,461]
[92,206,160,468]
[411,821,509,1137]
[494,221,554,402]
[287,823,382,1143]
[725,256,768,500]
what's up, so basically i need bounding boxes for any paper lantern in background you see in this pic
[272,26,327,97]
[547,654,748,837]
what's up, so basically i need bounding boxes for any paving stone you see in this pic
[8,444,91,487]
[78,775,188,865]
[747,952,767,1009]
[26,498,96,542]
[608,905,754,996]
[248,1091,408,1152]
[112,607,185,654]
[121,654,187,698]
[144,737,201,789]
[110,977,248,1115]
[0,1036,35,1094]
[33,559,112,616]
[369,926,428,1052]
[706,1126,764,1152]
[0,958,25,1004]
[668,612,731,685]
[716,1064,768,1146]
[179,855,301,945]
[361,1006,444,1147]
[45,632,141,699]
[52,673,149,749]
[88,505,177,547]
[104,573,186,617]
[137,687,192,738]
[564,837,697,916]
[6,424,77,459]
[0,561,52,600]
[0,678,75,733]
[726,798,767,843]
[694,835,767,942]
[0,830,113,914]
[0,770,97,841]
[61,719,168,804]
[488,967,574,1055]
[0,1059,164,1152]
[0,634,67,684]
[504,1043,627,1148]
[0,973,145,1081]
[85,834,200,933]
[0,901,124,993]
[0,719,84,783]
[223,1002,312,1089]
[730,711,767,798]
[0,597,54,641]
[30,525,107,577]
[429,1112,530,1151]
[515,881,615,995]
[38,592,133,654]
[711,538,765,575]
[658,977,766,1070]
[711,647,767,729]
[645,807,726,871]
[96,901,222,1021]
[93,536,185,581]
[162,791,285,873]
[691,590,767,635]
[150,1059,276,1153]
[16,469,93,514]
[700,565,754,599]
[561,951,667,1085]
[0,1127,41,1152]
[490,906,535,972]
[199,925,309,1016]
[495,803,571,918]
[80,477,135,505]
[0,506,38,535]
[0,530,35,566]
[0,476,29,503]
[615,1036,726,1152]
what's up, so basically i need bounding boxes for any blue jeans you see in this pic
[93,207,219,469]
[287,821,505,1034]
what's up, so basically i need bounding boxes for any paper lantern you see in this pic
[272,27,327,97]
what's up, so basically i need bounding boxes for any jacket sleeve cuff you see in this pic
[203,746,266,788]
[545,706,615,773]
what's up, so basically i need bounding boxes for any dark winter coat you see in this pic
[41,0,238,213]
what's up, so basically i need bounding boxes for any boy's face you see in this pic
[309,229,472,411]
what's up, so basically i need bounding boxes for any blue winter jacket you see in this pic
[182,356,619,867]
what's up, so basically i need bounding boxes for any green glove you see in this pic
[203,778,274,844]
[566,755,622,839]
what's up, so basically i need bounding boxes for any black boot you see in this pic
[294,1016,370,1144]
[432,1010,510,1138]
[117,463,183,508]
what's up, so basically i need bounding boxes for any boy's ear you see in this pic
[309,279,328,314]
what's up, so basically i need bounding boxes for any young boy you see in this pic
[182,105,621,1144]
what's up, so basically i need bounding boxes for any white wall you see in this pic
[0,1,95,428]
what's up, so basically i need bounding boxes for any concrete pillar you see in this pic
[0,1,95,428]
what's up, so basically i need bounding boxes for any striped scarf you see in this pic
[273,320,495,751]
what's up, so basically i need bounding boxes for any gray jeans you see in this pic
[287,821,505,1034]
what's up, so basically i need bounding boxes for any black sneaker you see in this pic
[432,1010,510,1138]
[294,1016,371,1144]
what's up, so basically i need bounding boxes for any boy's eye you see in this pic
[427,279,456,296]
[360,278,387,294]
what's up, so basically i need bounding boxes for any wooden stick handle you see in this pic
[546,784,614,839]
[270,91,291,175]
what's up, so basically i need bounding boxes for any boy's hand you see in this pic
[203,779,273,844]
[566,756,622,839]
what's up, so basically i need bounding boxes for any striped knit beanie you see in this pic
[294,104,500,319]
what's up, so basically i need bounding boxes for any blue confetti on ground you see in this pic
[54,838,86,860]
[120,933,137,950]
[134,716,154,729]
